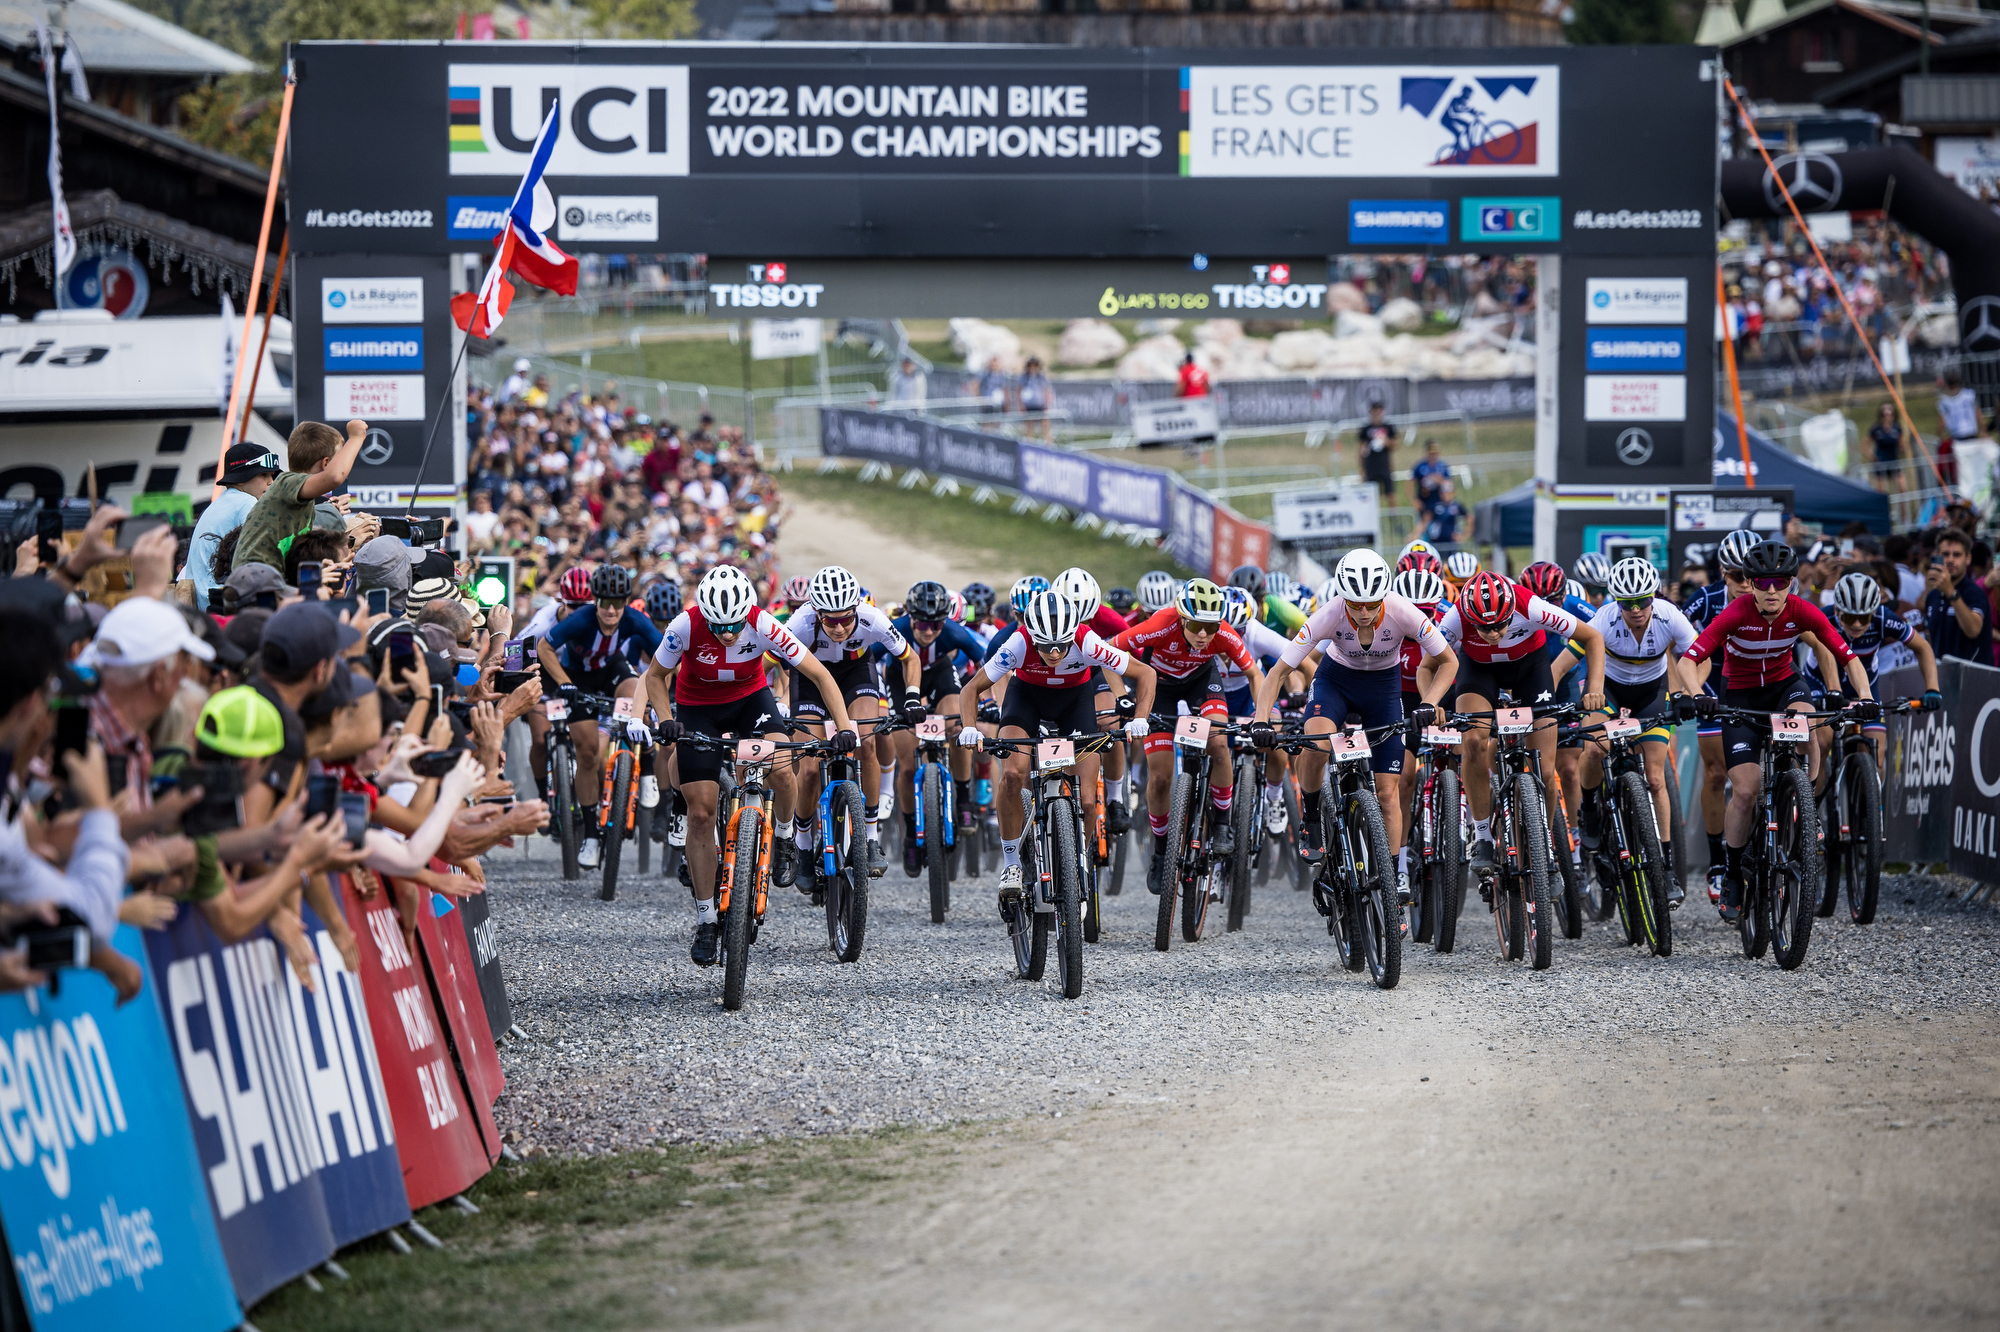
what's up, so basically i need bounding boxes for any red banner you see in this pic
[337,873,491,1210]
[408,870,504,1163]
[1210,505,1271,583]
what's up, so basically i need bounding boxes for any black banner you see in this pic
[820,406,1021,486]
[455,890,513,1041]
[1947,659,2000,881]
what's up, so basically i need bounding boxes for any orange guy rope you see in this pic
[236,232,289,437]
[1717,263,1756,487]
[214,71,294,501]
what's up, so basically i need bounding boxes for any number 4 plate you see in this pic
[1496,707,1534,736]
[916,716,948,742]
[1331,730,1371,762]
[1770,713,1810,743]
[1037,739,1076,771]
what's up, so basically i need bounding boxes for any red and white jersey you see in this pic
[1399,600,1448,690]
[1289,594,1450,672]
[1112,607,1253,680]
[655,606,809,706]
[1087,605,1131,638]
[1683,593,1854,690]
[1438,586,1581,665]
[984,625,1130,690]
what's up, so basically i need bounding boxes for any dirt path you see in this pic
[774,492,1024,600]
[748,1009,1999,1331]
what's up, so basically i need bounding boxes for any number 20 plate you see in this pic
[916,716,948,742]
[1037,739,1076,771]
[1770,713,1810,743]
[1495,707,1534,736]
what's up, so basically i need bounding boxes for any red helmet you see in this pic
[1396,550,1443,577]
[558,566,592,604]
[1458,570,1519,629]
[1518,561,1567,601]
[782,573,811,606]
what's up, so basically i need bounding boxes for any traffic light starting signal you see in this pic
[474,557,515,611]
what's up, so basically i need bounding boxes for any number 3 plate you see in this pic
[916,716,948,741]
[1770,713,1810,743]
[1331,730,1371,762]
[1175,716,1211,747]
[1496,707,1534,736]
[612,696,636,720]
[1037,739,1076,771]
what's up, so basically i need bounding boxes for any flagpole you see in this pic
[406,333,472,521]
[214,65,294,502]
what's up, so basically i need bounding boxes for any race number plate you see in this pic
[1496,707,1534,736]
[1770,713,1810,743]
[1421,727,1462,747]
[544,699,569,721]
[1037,739,1076,771]
[1331,730,1372,763]
[612,696,636,720]
[1604,710,1642,741]
[1175,715,1212,748]
[825,719,839,739]
[735,738,777,763]
[916,716,948,742]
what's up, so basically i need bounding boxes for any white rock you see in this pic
[1191,319,1244,347]
[1268,329,1339,371]
[947,317,1022,372]
[1326,282,1370,313]
[1132,319,1183,337]
[1055,318,1128,368]
[1335,310,1385,339]
[1378,297,1424,332]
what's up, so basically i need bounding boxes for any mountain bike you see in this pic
[1407,718,1469,953]
[570,692,649,902]
[1454,697,1568,971]
[543,697,581,880]
[1296,720,1404,988]
[676,731,824,1011]
[1547,754,1587,941]
[1152,713,1249,951]
[881,714,958,924]
[980,730,1117,999]
[1576,710,1673,957]
[798,719,876,964]
[1818,697,1920,926]
[1223,732,1261,933]
[1710,705,1840,971]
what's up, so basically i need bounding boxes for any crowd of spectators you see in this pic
[1720,217,1947,362]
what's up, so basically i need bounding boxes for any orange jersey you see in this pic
[1112,607,1254,680]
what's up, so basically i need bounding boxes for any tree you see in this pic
[1564,0,1692,45]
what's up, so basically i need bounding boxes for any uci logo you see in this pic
[447,65,691,177]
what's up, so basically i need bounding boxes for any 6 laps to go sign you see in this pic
[1271,486,1381,543]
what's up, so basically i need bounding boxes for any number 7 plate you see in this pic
[1770,713,1810,743]
[1495,707,1534,736]
[1037,739,1076,771]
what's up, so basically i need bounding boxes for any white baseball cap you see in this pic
[84,596,217,668]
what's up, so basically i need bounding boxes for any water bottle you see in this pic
[975,777,992,807]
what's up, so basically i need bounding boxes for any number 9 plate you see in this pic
[735,738,777,762]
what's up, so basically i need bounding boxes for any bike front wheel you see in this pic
[600,749,633,901]
[1618,770,1672,958]
[1051,802,1085,999]
[721,805,759,1012]
[922,764,950,924]
[1842,754,1884,926]
[1431,768,1465,954]
[1517,779,1556,971]
[1157,771,1196,952]
[825,780,869,963]
[1772,769,1819,970]
[1348,787,1401,990]
[553,742,580,881]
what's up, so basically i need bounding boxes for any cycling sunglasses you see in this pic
[595,596,626,610]
[911,618,945,633]
[1750,576,1791,591]
[709,618,747,636]
[1346,598,1385,613]
[819,609,857,629]
[1615,596,1653,610]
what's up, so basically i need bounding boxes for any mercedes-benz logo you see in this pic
[1960,295,2000,354]
[563,206,585,227]
[1615,427,1655,466]
[1762,152,1843,213]
[359,429,395,467]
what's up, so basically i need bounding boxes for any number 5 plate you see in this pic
[1037,739,1076,771]
[1175,715,1211,747]
[1495,707,1534,736]
[735,738,777,762]
[1770,713,1810,743]
[1331,730,1372,762]
[916,716,948,741]
[544,699,569,721]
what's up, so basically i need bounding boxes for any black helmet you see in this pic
[644,579,681,621]
[905,580,952,620]
[1105,585,1138,614]
[1228,565,1267,599]
[961,582,995,614]
[589,564,634,600]
[1739,541,1799,579]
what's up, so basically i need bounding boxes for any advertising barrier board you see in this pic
[1947,660,2000,883]
[453,890,513,1043]
[413,886,505,1161]
[0,928,241,1332]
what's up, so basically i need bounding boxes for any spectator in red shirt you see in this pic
[1176,352,1210,399]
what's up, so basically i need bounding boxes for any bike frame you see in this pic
[1412,725,1466,877]
[909,720,958,861]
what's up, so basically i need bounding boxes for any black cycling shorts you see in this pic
[895,660,963,713]
[567,658,640,700]
[1144,660,1229,730]
[673,686,786,785]
[1720,675,1815,768]
[998,678,1101,739]
[793,656,881,719]
[1455,652,1556,712]
[1602,674,1675,742]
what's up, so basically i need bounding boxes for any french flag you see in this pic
[452,101,576,337]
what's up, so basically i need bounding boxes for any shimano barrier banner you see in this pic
[1948,660,2000,883]
[0,929,240,1332]
[1167,484,1216,577]
[145,912,338,1306]
[339,877,493,1211]
[1016,443,1174,532]
[289,44,1714,260]
[453,891,513,1043]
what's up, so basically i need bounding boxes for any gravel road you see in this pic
[481,827,2000,1158]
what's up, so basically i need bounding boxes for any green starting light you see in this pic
[473,574,508,607]
[472,555,516,611]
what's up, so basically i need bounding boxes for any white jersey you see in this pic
[983,626,1130,689]
[1587,599,1695,686]
[1282,594,1448,672]
[1218,617,1290,690]
[521,600,570,643]
[1438,590,1581,665]
[784,603,911,664]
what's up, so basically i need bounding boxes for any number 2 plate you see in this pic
[1174,715,1211,747]
[735,738,776,762]
[544,699,569,721]
[916,716,948,742]
[1037,739,1076,771]
[1496,707,1534,736]
[1331,730,1371,762]
[1604,710,1641,741]
[1770,713,1810,743]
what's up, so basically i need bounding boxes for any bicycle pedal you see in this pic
[810,890,825,907]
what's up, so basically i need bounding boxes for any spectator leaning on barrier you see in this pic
[232,418,368,575]
[1924,527,1993,665]
[181,441,281,605]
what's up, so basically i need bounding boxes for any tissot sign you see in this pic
[288,43,1714,258]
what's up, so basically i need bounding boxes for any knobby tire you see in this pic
[922,764,950,924]
[721,806,759,1012]
[1350,787,1401,989]
[1618,770,1672,958]
[1844,754,1884,926]
[1772,769,1819,970]
[599,750,632,901]
[1518,780,1555,970]
[1157,771,1195,952]
[1052,802,1085,998]
[826,780,869,963]
[1431,767,1465,954]
[553,740,579,881]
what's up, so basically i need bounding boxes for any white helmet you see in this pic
[1606,557,1661,600]
[1717,528,1763,571]
[1833,571,1883,618]
[1221,585,1253,630]
[696,565,758,625]
[1052,567,1102,620]
[1137,570,1179,613]
[1335,549,1392,601]
[1021,589,1080,646]
[1393,568,1445,606]
[808,565,862,613]
[1565,579,1588,603]
[1314,577,1341,611]
[1398,537,1437,565]
[1444,550,1481,580]
[1265,571,1299,605]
